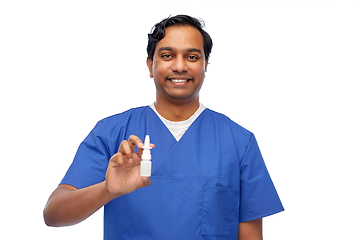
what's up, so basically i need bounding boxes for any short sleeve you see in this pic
[239,134,284,222]
[60,121,111,189]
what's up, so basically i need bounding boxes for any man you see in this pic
[44,15,283,239]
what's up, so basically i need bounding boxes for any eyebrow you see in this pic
[158,47,173,53]
[186,48,202,55]
[158,47,203,55]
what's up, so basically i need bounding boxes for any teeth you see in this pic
[170,79,188,83]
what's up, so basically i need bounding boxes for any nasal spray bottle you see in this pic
[140,135,152,177]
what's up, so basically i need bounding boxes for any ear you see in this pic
[205,60,208,72]
[146,57,154,78]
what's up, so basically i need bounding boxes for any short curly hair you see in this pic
[147,15,213,61]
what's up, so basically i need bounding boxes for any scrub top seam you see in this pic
[239,133,255,166]
[218,115,223,179]
[98,120,111,160]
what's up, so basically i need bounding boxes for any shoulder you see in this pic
[204,108,253,137]
[204,109,262,165]
[99,106,150,126]
[82,106,151,151]
[88,106,151,140]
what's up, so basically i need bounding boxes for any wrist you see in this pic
[102,180,124,201]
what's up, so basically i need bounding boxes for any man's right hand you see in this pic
[105,135,154,197]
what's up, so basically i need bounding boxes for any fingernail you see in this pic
[128,158,133,164]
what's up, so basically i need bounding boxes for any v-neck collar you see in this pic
[144,106,217,178]
[149,103,206,141]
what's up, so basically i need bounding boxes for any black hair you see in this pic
[147,15,213,61]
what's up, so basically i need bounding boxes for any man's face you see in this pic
[147,25,208,105]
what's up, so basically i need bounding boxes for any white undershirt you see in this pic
[150,103,206,141]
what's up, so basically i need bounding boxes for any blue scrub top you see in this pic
[61,106,284,239]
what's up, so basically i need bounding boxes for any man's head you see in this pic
[147,15,213,61]
[146,15,212,108]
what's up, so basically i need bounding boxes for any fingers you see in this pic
[118,135,150,164]
[119,140,132,160]
[119,135,155,155]
[128,135,144,151]
[127,135,155,151]
[117,135,156,165]
[109,152,127,166]
[119,135,143,153]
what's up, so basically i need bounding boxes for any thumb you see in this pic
[137,177,151,189]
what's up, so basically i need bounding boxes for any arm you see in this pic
[43,182,112,227]
[43,135,154,227]
[238,218,263,240]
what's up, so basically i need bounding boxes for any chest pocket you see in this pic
[201,185,240,236]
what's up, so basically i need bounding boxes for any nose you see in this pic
[171,56,188,73]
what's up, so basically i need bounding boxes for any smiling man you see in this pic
[147,24,209,122]
[44,15,283,240]
[148,25,207,116]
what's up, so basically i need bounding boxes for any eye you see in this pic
[161,54,173,59]
[188,55,199,61]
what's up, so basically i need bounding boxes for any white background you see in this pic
[1,0,359,239]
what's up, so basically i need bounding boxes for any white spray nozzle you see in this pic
[143,135,151,150]
[140,135,152,177]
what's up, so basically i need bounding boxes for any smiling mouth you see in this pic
[167,78,192,83]
[170,79,189,83]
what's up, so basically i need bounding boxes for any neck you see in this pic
[154,98,200,122]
